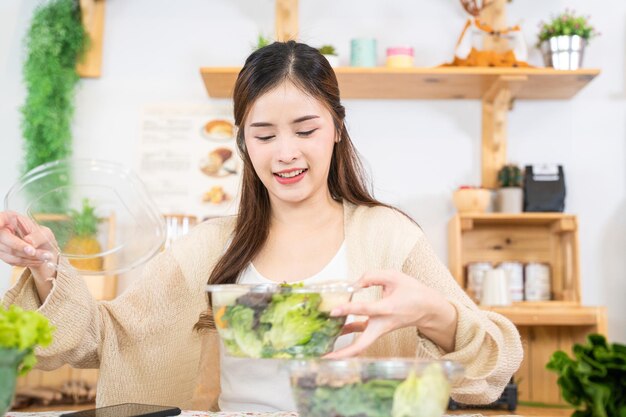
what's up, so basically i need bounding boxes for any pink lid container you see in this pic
[386,46,414,57]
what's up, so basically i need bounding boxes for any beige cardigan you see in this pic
[3,202,522,410]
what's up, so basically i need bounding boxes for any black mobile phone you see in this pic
[59,403,182,417]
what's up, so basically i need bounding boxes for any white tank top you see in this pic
[218,241,352,412]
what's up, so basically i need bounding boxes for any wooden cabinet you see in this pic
[448,213,607,405]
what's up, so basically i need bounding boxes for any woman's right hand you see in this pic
[0,211,59,286]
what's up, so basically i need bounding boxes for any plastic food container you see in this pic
[386,46,414,68]
[287,358,463,417]
[4,159,166,276]
[206,282,356,359]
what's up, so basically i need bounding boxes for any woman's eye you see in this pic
[256,135,275,141]
[297,128,318,137]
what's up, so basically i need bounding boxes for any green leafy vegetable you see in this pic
[300,379,401,417]
[392,364,450,417]
[218,285,345,358]
[546,334,626,417]
[293,363,451,417]
[21,0,87,213]
[0,305,55,375]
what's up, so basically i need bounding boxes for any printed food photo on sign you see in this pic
[201,119,235,142]
[199,147,238,177]
[202,185,229,205]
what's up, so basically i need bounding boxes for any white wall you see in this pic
[1,0,624,342]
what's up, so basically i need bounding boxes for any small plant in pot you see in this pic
[537,10,599,70]
[0,305,54,415]
[318,44,339,67]
[496,164,523,213]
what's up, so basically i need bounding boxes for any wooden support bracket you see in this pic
[77,0,105,78]
[275,0,298,41]
[481,75,527,188]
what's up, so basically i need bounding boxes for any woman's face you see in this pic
[244,81,337,206]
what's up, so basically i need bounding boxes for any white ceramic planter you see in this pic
[497,187,523,213]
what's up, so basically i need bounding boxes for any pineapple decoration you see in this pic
[64,199,103,271]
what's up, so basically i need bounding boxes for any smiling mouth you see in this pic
[274,169,308,178]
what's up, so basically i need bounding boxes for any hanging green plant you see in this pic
[20,0,87,213]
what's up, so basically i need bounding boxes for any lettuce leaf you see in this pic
[0,305,55,375]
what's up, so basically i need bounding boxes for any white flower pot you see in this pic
[323,54,340,68]
[497,187,523,213]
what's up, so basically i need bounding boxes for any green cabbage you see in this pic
[218,286,344,358]
[392,363,450,417]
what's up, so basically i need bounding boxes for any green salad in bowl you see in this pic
[287,359,463,417]
[206,282,356,358]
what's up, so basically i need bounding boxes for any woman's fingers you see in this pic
[0,250,43,268]
[324,327,382,359]
[331,300,392,317]
[357,270,398,289]
[0,228,37,257]
[340,320,368,335]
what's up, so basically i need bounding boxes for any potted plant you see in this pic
[0,305,54,415]
[318,44,339,67]
[537,10,599,70]
[496,164,523,213]
[547,334,626,417]
[452,186,492,214]
[252,33,272,51]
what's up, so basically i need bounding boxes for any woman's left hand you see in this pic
[324,270,457,359]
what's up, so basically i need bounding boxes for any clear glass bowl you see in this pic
[286,358,463,417]
[206,282,356,359]
[4,159,167,276]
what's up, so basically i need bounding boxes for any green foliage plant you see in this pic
[318,45,337,55]
[546,334,626,417]
[253,33,272,51]
[537,10,599,47]
[497,164,523,188]
[20,0,87,213]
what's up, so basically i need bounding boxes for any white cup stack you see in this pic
[467,262,493,303]
[480,269,512,307]
[497,262,524,302]
[524,262,551,301]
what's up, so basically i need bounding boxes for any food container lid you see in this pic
[206,282,357,294]
[4,159,167,276]
[286,358,464,382]
[386,46,414,56]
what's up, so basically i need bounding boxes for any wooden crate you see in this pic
[448,213,580,303]
[514,317,606,404]
[448,212,608,405]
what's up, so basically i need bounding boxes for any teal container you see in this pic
[350,38,377,67]
[0,349,26,416]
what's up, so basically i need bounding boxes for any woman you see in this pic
[0,41,522,411]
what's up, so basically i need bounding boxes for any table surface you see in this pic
[6,406,575,417]
[6,413,482,417]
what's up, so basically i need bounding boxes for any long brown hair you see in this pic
[195,41,393,331]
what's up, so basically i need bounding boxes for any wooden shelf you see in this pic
[200,66,599,100]
[484,304,607,328]
[77,0,105,78]
[457,212,578,230]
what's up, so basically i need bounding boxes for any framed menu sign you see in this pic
[137,103,242,219]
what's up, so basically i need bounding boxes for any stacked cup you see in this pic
[497,262,524,302]
[467,262,493,303]
[524,263,551,301]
